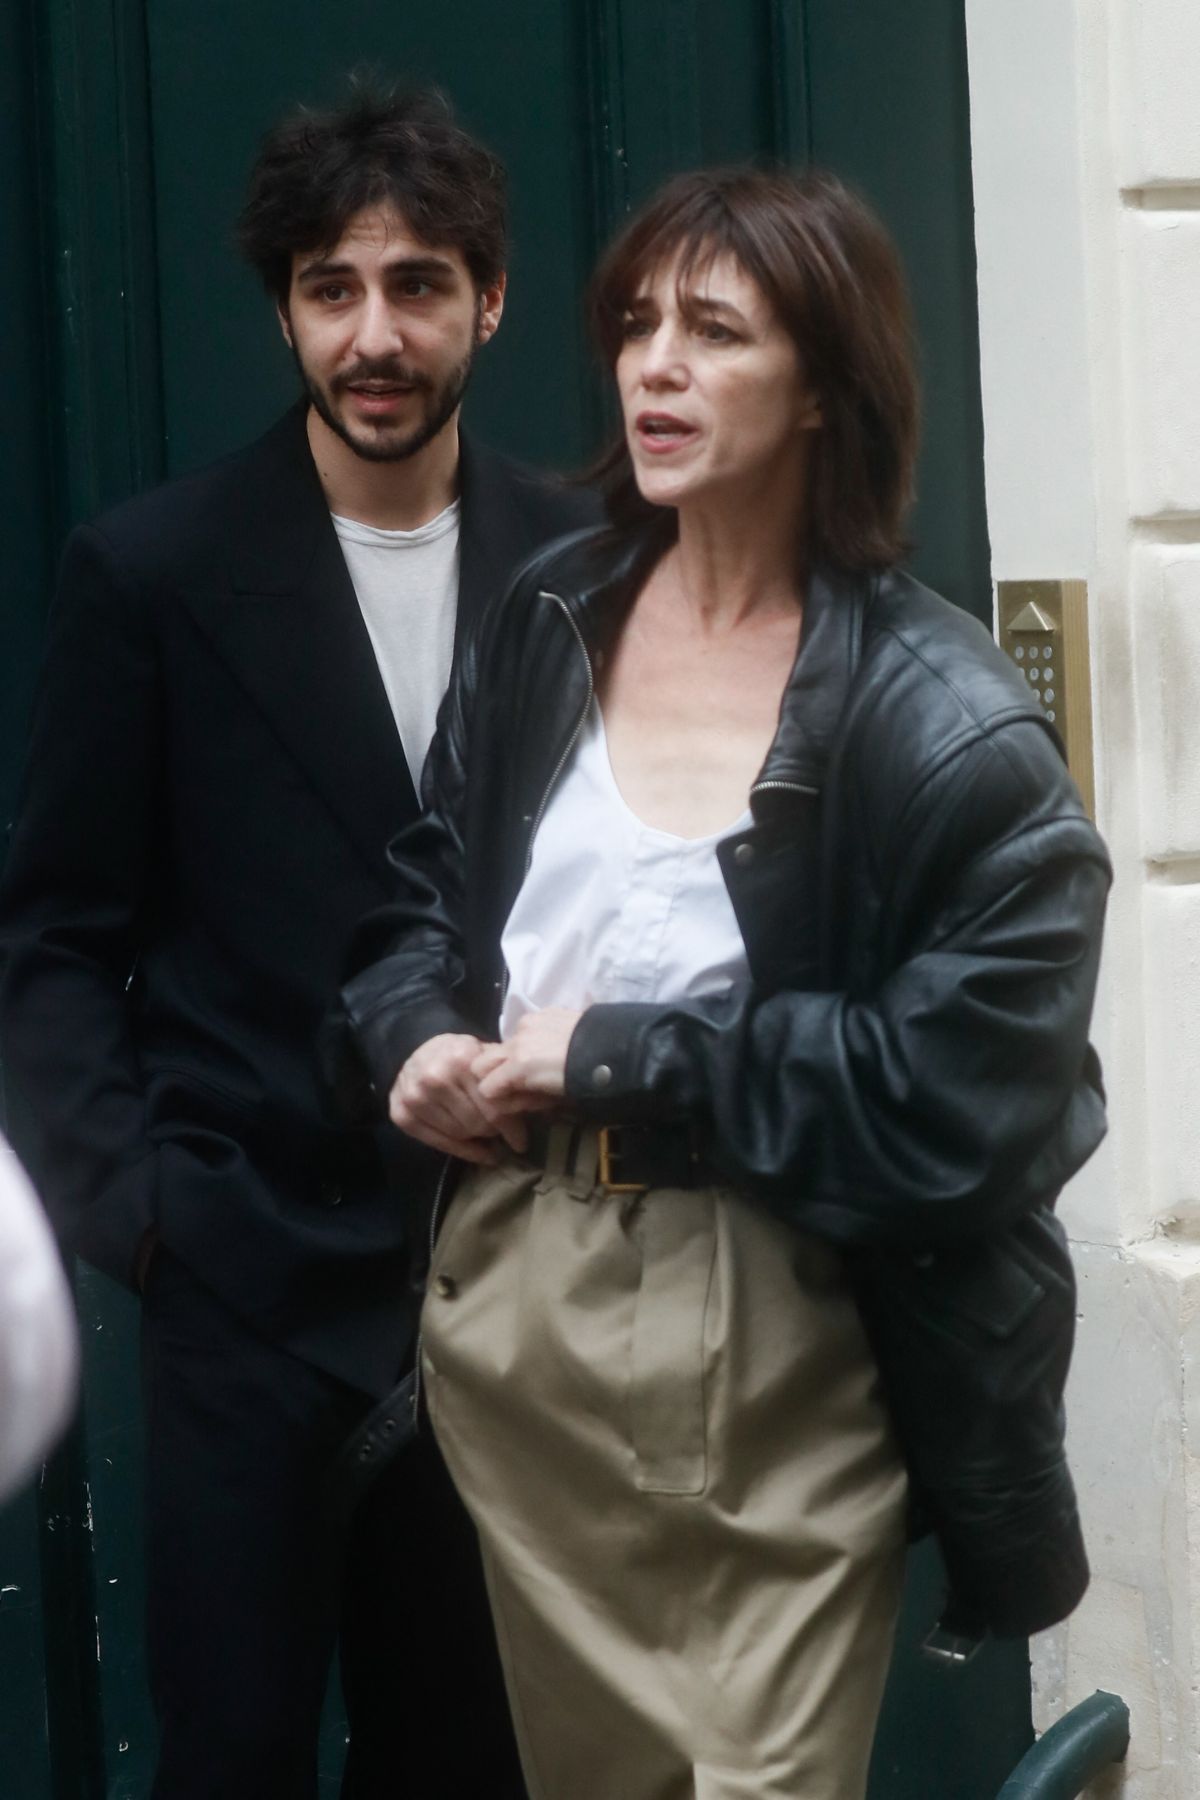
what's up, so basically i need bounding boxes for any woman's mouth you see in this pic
[635,412,698,454]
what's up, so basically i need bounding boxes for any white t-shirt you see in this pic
[0,1135,78,1502]
[332,502,460,791]
[500,700,751,1037]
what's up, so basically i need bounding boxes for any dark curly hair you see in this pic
[237,81,508,304]
[589,166,920,574]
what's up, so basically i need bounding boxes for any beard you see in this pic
[293,340,477,464]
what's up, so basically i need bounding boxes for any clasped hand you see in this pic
[386,1008,583,1163]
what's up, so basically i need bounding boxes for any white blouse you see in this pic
[499,701,751,1038]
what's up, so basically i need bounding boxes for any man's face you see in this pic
[279,205,505,463]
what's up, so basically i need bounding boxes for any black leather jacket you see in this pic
[335,516,1112,1638]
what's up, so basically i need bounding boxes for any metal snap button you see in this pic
[592,1064,613,1090]
[733,841,755,867]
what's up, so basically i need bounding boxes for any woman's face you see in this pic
[616,249,823,513]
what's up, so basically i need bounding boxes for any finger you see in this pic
[495,1113,529,1154]
[402,1071,497,1141]
[476,1059,532,1103]
[471,1042,509,1081]
[389,1111,501,1164]
[393,1085,492,1144]
[391,1086,459,1138]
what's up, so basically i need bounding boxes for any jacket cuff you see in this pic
[328,981,473,1125]
[360,998,470,1097]
[564,1004,676,1122]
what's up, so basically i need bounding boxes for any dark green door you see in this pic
[2,4,1019,1796]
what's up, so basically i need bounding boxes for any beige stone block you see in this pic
[1115,0,1200,185]
[1141,887,1200,1224]
[1133,547,1200,860]
[1033,1240,1200,1795]
[1123,214,1200,518]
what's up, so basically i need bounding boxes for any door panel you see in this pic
[806,0,992,620]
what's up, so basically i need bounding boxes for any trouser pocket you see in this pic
[629,1187,717,1495]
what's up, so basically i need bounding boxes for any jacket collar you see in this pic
[457,431,543,644]
[553,513,873,808]
[186,403,418,875]
[752,560,870,805]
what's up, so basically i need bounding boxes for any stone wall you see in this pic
[966,2,1200,1792]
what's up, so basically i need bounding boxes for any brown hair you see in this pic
[237,80,507,305]
[589,166,919,572]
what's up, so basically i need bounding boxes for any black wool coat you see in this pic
[0,403,601,1394]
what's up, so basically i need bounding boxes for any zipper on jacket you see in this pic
[416,597,593,1427]
[749,777,820,801]
[411,1153,454,1431]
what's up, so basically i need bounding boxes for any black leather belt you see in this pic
[525,1119,716,1193]
[322,1371,419,1530]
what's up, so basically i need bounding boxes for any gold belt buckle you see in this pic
[596,1126,648,1194]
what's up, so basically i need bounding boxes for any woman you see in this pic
[336,169,1110,1798]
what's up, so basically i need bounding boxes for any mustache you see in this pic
[333,360,432,392]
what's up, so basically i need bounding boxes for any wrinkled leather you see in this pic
[334,516,1112,1635]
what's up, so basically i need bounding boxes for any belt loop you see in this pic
[542,1122,574,1180]
[574,1126,601,1191]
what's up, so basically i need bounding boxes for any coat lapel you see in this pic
[455,433,541,647]
[181,406,417,877]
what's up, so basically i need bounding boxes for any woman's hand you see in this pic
[473,1008,584,1106]
[388,1033,529,1164]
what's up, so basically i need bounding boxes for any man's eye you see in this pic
[399,279,434,299]
[317,284,351,303]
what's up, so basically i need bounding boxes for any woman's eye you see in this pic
[620,315,653,340]
[698,321,736,343]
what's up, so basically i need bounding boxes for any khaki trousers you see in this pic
[422,1136,907,1800]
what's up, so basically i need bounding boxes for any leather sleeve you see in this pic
[328,632,481,1113]
[0,525,162,1286]
[565,720,1111,1246]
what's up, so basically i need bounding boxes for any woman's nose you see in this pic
[640,323,688,388]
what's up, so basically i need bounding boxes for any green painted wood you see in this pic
[0,0,57,826]
[1,4,90,1798]
[34,0,165,523]
[767,0,812,165]
[804,0,992,624]
[0,1489,55,1800]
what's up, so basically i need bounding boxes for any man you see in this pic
[0,85,598,1798]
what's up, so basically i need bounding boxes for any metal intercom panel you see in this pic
[997,579,1096,819]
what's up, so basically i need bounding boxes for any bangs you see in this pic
[590,185,756,360]
[617,228,728,311]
